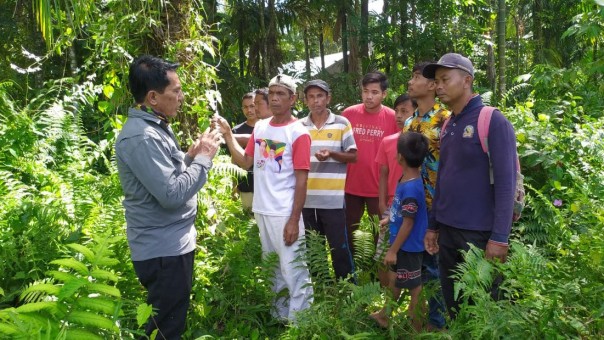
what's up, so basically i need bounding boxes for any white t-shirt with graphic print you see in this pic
[244,118,311,216]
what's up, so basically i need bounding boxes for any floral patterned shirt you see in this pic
[403,103,450,209]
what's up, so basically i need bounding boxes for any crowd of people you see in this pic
[116,53,518,338]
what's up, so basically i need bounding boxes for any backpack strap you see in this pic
[478,106,496,184]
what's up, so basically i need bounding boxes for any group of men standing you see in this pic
[116,52,518,338]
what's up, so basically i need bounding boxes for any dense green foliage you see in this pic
[1,0,603,338]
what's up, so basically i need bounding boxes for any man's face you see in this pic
[152,71,183,117]
[268,85,296,116]
[434,68,471,105]
[361,82,387,111]
[254,95,271,119]
[305,87,331,115]
[242,98,256,120]
[394,100,415,129]
[407,70,435,100]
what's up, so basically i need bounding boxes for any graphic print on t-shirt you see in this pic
[351,122,387,143]
[255,138,286,173]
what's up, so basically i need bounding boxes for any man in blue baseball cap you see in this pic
[423,53,518,320]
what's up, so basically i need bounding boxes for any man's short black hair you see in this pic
[361,71,388,91]
[393,93,417,110]
[397,131,429,168]
[412,61,435,80]
[254,87,269,104]
[129,55,179,104]
[242,92,255,101]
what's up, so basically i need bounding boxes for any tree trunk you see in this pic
[383,0,390,73]
[341,8,349,73]
[238,10,245,78]
[487,30,496,93]
[410,0,418,62]
[258,0,268,79]
[266,0,281,76]
[533,0,543,64]
[497,0,506,102]
[319,26,326,72]
[514,13,521,77]
[360,0,369,59]
[399,0,408,67]
[304,28,311,78]
[348,0,360,76]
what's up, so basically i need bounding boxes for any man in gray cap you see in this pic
[422,53,518,319]
[217,74,313,322]
[300,79,357,281]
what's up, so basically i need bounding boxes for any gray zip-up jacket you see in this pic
[115,107,213,261]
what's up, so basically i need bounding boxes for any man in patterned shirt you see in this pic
[404,61,450,330]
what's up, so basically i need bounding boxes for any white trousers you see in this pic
[255,213,313,321]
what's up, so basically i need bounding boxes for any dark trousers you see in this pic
[133,251,195,340]
[303,208,355,280]
[344,194,380,254]
[438,224,500,319]
[422,252,446,328]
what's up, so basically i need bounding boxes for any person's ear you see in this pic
[147,91,158,105]
[427,80,436,91]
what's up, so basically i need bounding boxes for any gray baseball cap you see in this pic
[303,79,331,94]
[423,53,475,79]
[268,74,297,94]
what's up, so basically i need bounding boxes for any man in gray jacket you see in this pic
[115,55,221,339]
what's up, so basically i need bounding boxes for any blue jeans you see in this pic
[422,251,446,328]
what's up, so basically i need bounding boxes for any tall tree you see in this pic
[497,0,506,100]
[360,0,369,59]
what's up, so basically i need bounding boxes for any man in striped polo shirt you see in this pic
[300,79,357,280]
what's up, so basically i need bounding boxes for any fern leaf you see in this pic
[93,257,120,267]
[58,278,88,301]
[20,283,60,302]
[0,322,18,335]
[65,328,105,340]
[76,297,119,315]
[47,270,79,283]
[15,301,58,313]
[66,243,95,262]
[89,269,119,283]
[87,283,121,297]
[51,258,89,275]
[66,311,118,332]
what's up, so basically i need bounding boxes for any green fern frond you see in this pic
[66,311,119,332]
[212,157,248,177]
[86,283,121,298]
[66,244,95,262]
[299,231,335,285]
[20,281,60,303]
[50,258,89,276]
[502,83,531,107]
[47,270,79,283]
[15,301,58,314]
[75,297,119,315]
[64,328,105,340]
[89,269,119,283]
[57,278,87,301]
[352,229,375,273]
[0,321,18,335]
